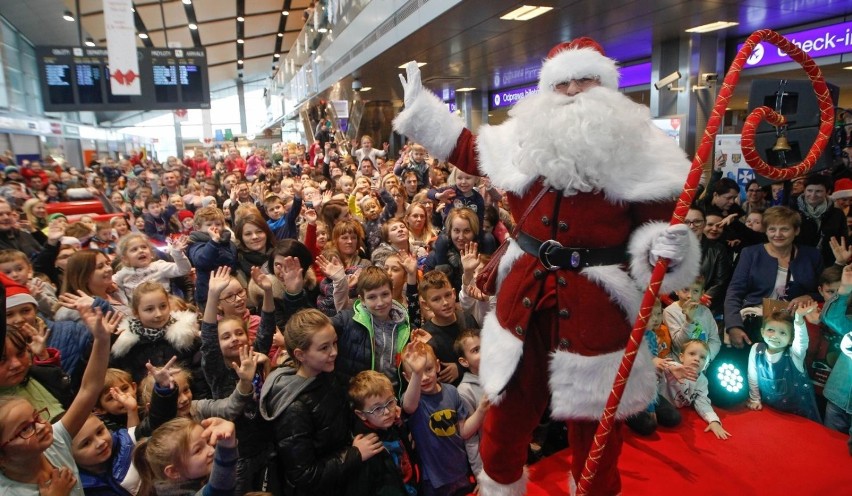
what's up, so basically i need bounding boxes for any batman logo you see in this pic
[428,409,458,437]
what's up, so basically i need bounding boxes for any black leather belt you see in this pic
[515,232,628,271]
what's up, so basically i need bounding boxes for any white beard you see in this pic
[474,85,689,205]
[511,87,658,197]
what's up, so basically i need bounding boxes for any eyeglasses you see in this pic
[684,220,706,227]
[0,408,49,448]
[746,188,762,193]
[362,397,397,417]
[222,288,247,303]
[553,76,601,91]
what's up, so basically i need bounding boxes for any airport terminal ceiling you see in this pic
[2,0,852,115]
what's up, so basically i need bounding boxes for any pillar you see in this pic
[650,34,726,157]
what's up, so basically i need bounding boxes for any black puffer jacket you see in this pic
[260,367,361,496]
[699,236,733,316]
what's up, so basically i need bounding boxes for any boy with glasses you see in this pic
[349,370,419,495]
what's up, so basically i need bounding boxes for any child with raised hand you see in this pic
[202,265,276,494]
[188,206,237,310]
[822,263,852,454]
[110,282,200,385]
[348,370,420,496]
[0,304,119,495]
[202,266,275,398]
[94,368,140,433]
[664,276,722,360]
[658,339,731,440]
[138,351,259,437]
[402,341,489,495]
[112,233,191,302]
[260,308,381,495]
[72,383,141,496]
[132,416,238,496]
[747,305,822,422]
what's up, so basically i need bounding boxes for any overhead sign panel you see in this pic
[738,20,852,69]
[36,46,210,112]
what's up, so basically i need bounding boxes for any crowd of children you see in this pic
[0,133,850,496]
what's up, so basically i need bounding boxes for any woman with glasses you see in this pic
[684,207,733,319]
[725,206,822,349]
[0,303,115,495]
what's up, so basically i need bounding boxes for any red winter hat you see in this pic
[539,37,619,92]
[2,273,37,309]
[178,210,194,222]
[831,178,852,200]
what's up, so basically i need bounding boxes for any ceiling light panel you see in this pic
[685,21,739,33]
[500,5,553,21]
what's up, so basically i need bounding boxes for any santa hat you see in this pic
[831,178,852,200]
[538,37,620,92]
[178,210,194,222]
[2,273,37,309]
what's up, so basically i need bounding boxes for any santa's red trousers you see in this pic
[480,310,624,495]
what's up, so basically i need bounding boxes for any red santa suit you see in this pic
[394,39,700,495]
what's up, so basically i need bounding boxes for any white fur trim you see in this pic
[111,323,139,358]
[111,310,199,358]
[580,265,641,322]
[628,222,701,293]
[474,87,689,200]
[478,468,528,496]
[495,239,525,291]
[539,47,620,91]
[476,121,536,194]
[392,90,464,161]
[548,344,656,420]
[479,311,524,404]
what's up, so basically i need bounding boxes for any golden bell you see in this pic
[772,136,792,152]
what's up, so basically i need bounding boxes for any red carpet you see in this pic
[526,407,852,495]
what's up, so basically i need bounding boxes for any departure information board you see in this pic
[36,46,210,111]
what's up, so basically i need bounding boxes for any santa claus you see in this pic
[394,38,701,495]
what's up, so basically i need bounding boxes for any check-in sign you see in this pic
[738,21,852,69]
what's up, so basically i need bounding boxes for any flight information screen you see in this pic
[36,46,210,111]
[44,62,74,105]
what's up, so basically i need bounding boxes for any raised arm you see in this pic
[63,307,122,437]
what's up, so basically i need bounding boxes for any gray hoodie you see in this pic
[457,371,484,476]
[259,366,315,421]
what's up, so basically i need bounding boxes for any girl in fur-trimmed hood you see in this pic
[110,281,200,385]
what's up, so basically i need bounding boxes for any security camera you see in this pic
[654,71,682,90]
[701,73,718,83]
[352,79,363,91]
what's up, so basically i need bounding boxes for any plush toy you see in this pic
[393,38,701,495]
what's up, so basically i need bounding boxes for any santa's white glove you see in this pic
[649,224,690,267]
[398,61,422,108]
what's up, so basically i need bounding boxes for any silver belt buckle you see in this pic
[538,239,563,271]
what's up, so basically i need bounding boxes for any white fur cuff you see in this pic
[478,468,528,496]
[628,221,701,293]
[392,91,464,161]
[479,312,524,404]
[548,344,656,420]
